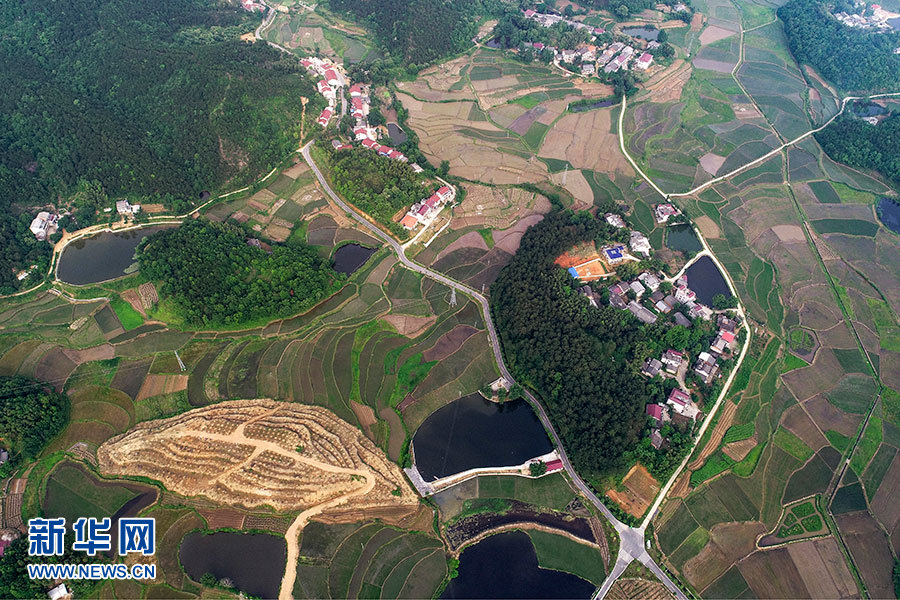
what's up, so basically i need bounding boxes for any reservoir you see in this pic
[685,255,731,306]
[441,531,595,599]
[877,198,900,234]
[179,531,286,598]
[666,224,703,253]
[412,394,553,481]
[622,26,659,40]
[387,123,408,145]
[57,226,173,285]
[332,243,376,275]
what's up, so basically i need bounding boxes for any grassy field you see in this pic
[527,530,606,585]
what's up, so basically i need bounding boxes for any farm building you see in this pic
[638,271,661,291]
[667,388,699,420]
[630,231,652,256]
[642,358,663,377]
[635,52,653,70]
[603,244,626,265]
[29,211,58,240]
[627,301,657,324]
[662,349,684,373]
[606,213,626,228]
[400,214,419,230]
[116,200,140,215]
[545,459,564,473]
[694,351,718,383]
[654,203,682,223]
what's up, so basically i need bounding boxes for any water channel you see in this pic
[56,226,174,285]
[412,394,553,481]
[441,530,595,599]
[332,243,376,275]
[684,255,731,306]
[179,531,286,598]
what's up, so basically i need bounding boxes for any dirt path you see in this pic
[164,406,376,600]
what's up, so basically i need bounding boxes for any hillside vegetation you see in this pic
[0,0,322,290]
[138,220,341,326]
[816,110,900,186]
[779,0,900,91]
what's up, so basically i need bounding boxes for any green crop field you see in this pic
[42,462,140,523]
[527,530,606,585]
[826,374,877,414]
[810,218,879,237]
[723,423,755,443]
[850,415,882,475]
[774,427,813,461]
[808,180,841,203]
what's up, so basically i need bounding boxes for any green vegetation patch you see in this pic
[657,502,700,555]
[831,482,867,514]
[733,442,765,477]
[867,298,900,351]
[691,451,736,486]
[774,426,814,461]
[807,180,841,204]
[782,352,809,373]
[477,473,575,511]
[863,444,896,497]
[810,218,879,237]
[788,328,815,354]
[668,527,710,570]
[883,387,900,428]
[850,415,882,475]
[526,530,606,585]
[826,430,851,453]
[801,514,823,531]
[825,374,877,414]
[389,352,437,406]
[833,348,869,374]
[723,423,755,443]
[42,463,138,523]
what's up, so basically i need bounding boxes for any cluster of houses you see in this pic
[641,313,741,448]
[29,212,59,241]
[300,57,345,128]
[605,212,651,257]
[604,270,716,326]
[239,0,265,12]
[518,9,655,75]
[654,203,682,224]
[833,2,897,30]
[399,185,454,230]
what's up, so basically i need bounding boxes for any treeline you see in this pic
[138,220,341,326]
[0,376,69,467]
[318,144,428,237]
[815,110,900,186]
[324,0,502,70]
[0,0,324,288]
[491,13,596,51]
[490,211,657,477]
[778,0,900,92]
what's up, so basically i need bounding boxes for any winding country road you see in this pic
[299,144,688,600]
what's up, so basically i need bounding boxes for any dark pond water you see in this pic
[57,226,174,285]
[888,16,900,29]
[485,39,503,49]
[623,26,659,40]
[441,530,595,599]
[685,255,731,306]
[666,224,703,253]
[571,99,616,112]
[179,531,286,599]
[332,243,376,275]
[413,394,553,480]
[877,198,900,234]
[387,122,408,145]
[851,102,887,117]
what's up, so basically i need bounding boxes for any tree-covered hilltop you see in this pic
[778,0,900,92]
[138,220,342,326]
[491,211,656,477]
[0,376,69,463]
[816,109,900,186]
[0,0,324,289]
[324,0,491,69]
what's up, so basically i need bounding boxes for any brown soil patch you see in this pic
[423,325,479,362]
[782,349,844,401]
[539,109,632,175]
[554,241,603,269]
[383,314,436,337]
[198,508,245,530]
[643,60,691,104]
[870,451,900,532]
[786,537,860,599]
[836,512,894,599]
[135,374,188,402]
[605,463,660,518]
[283,161,309,180]
[739,547,810,598]
[491,214,545,254]
[722,437,757,461]
[35,348,78,391]
[607,578,672,600]
[668,471,691,499]
[62,343,115,365]
[689,400,737,470]
[803,395,862,437]
[0,340,43,376]
[695,215,721,239]
[690,12,705,31]
[379,407,405,463]
[684,521,765,590]
[771,225,805,243]
[140,204,166,214]
[699,24,735,45]
[121,289,147,317]
[435,231,488,263]
[351,401,377,440]
[781,404,828,450]
[265,224,292,243]
[551,169,593,209]
[699,153,726,176]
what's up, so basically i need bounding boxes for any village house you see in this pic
[629,280,645,298]
[29,211,59,240]
[317,107,333,127]
[718,314,738,333]
[667,388,699,420]
[331,140,353,151]
[655,297,672,313]
[630,230,652,257]
[694,351,718,384]
[674,277,696,304]
[635,52,653,70]
[603,244,626,265]
[348,83,365,97]
[650,429,665,449]
[638,271,661,291]
[581,63,596,76]
[688,303,713,321]
[324,68,342,87]
[317,80,335,101]
[646,403,669,426]
[47,584,70,600]
[579,285,598,307]
[116,200,140,215]
[410,164,425,173]
[642,357,663,377]
[628,300,657,324]
[605,213,626,228]
[662,349,684,374]
[674,312,692,327]
[654,203,682,223]
[561,49,577,63]
[710,329,737,355]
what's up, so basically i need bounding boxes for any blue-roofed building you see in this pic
[567,267,579,278]
[604,245,625,265]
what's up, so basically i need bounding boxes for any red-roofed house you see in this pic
[400,214,419,230]
[533,42,545,50]
[388,149,402,160]
[348,83,364,96]
[324,69,341,86]
[646,403,664,425]
[436,186,452,200]
[635,52,653,70]
[377,145,392,156]
[417,204,430,217]
[317,81,335,101]
[667,388,699,420]
[668,388,691,406]
[316,108,332,127]
[545,459,564,473]
[300,59,313,69]
[524,9,536,17]
[361,139,378,150]
[721,330,735,344]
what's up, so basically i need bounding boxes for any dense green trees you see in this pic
[816,110,900,186]
[0,0,323,288]
[318,144,429,236]
[138,220,341,326]
[491,13,595,50]
[0,376,69,461]
[778,0,900,91]
[491,211,657,477]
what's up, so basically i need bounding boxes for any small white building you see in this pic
[630,230,652,257]
[48,584,70,600]
[605,213,626,228]
[29,212,59,241]
[116,200,140,215]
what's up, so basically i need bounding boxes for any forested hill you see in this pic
[324,0,487,67]
[490,212,652,477]
[778,0,900,92]
[816,110,900,187]
[0,0,318,217]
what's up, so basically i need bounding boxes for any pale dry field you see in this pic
[540,109,633,175]
[453,185,551,229]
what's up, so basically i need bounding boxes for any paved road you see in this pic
[300,143,688,600]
